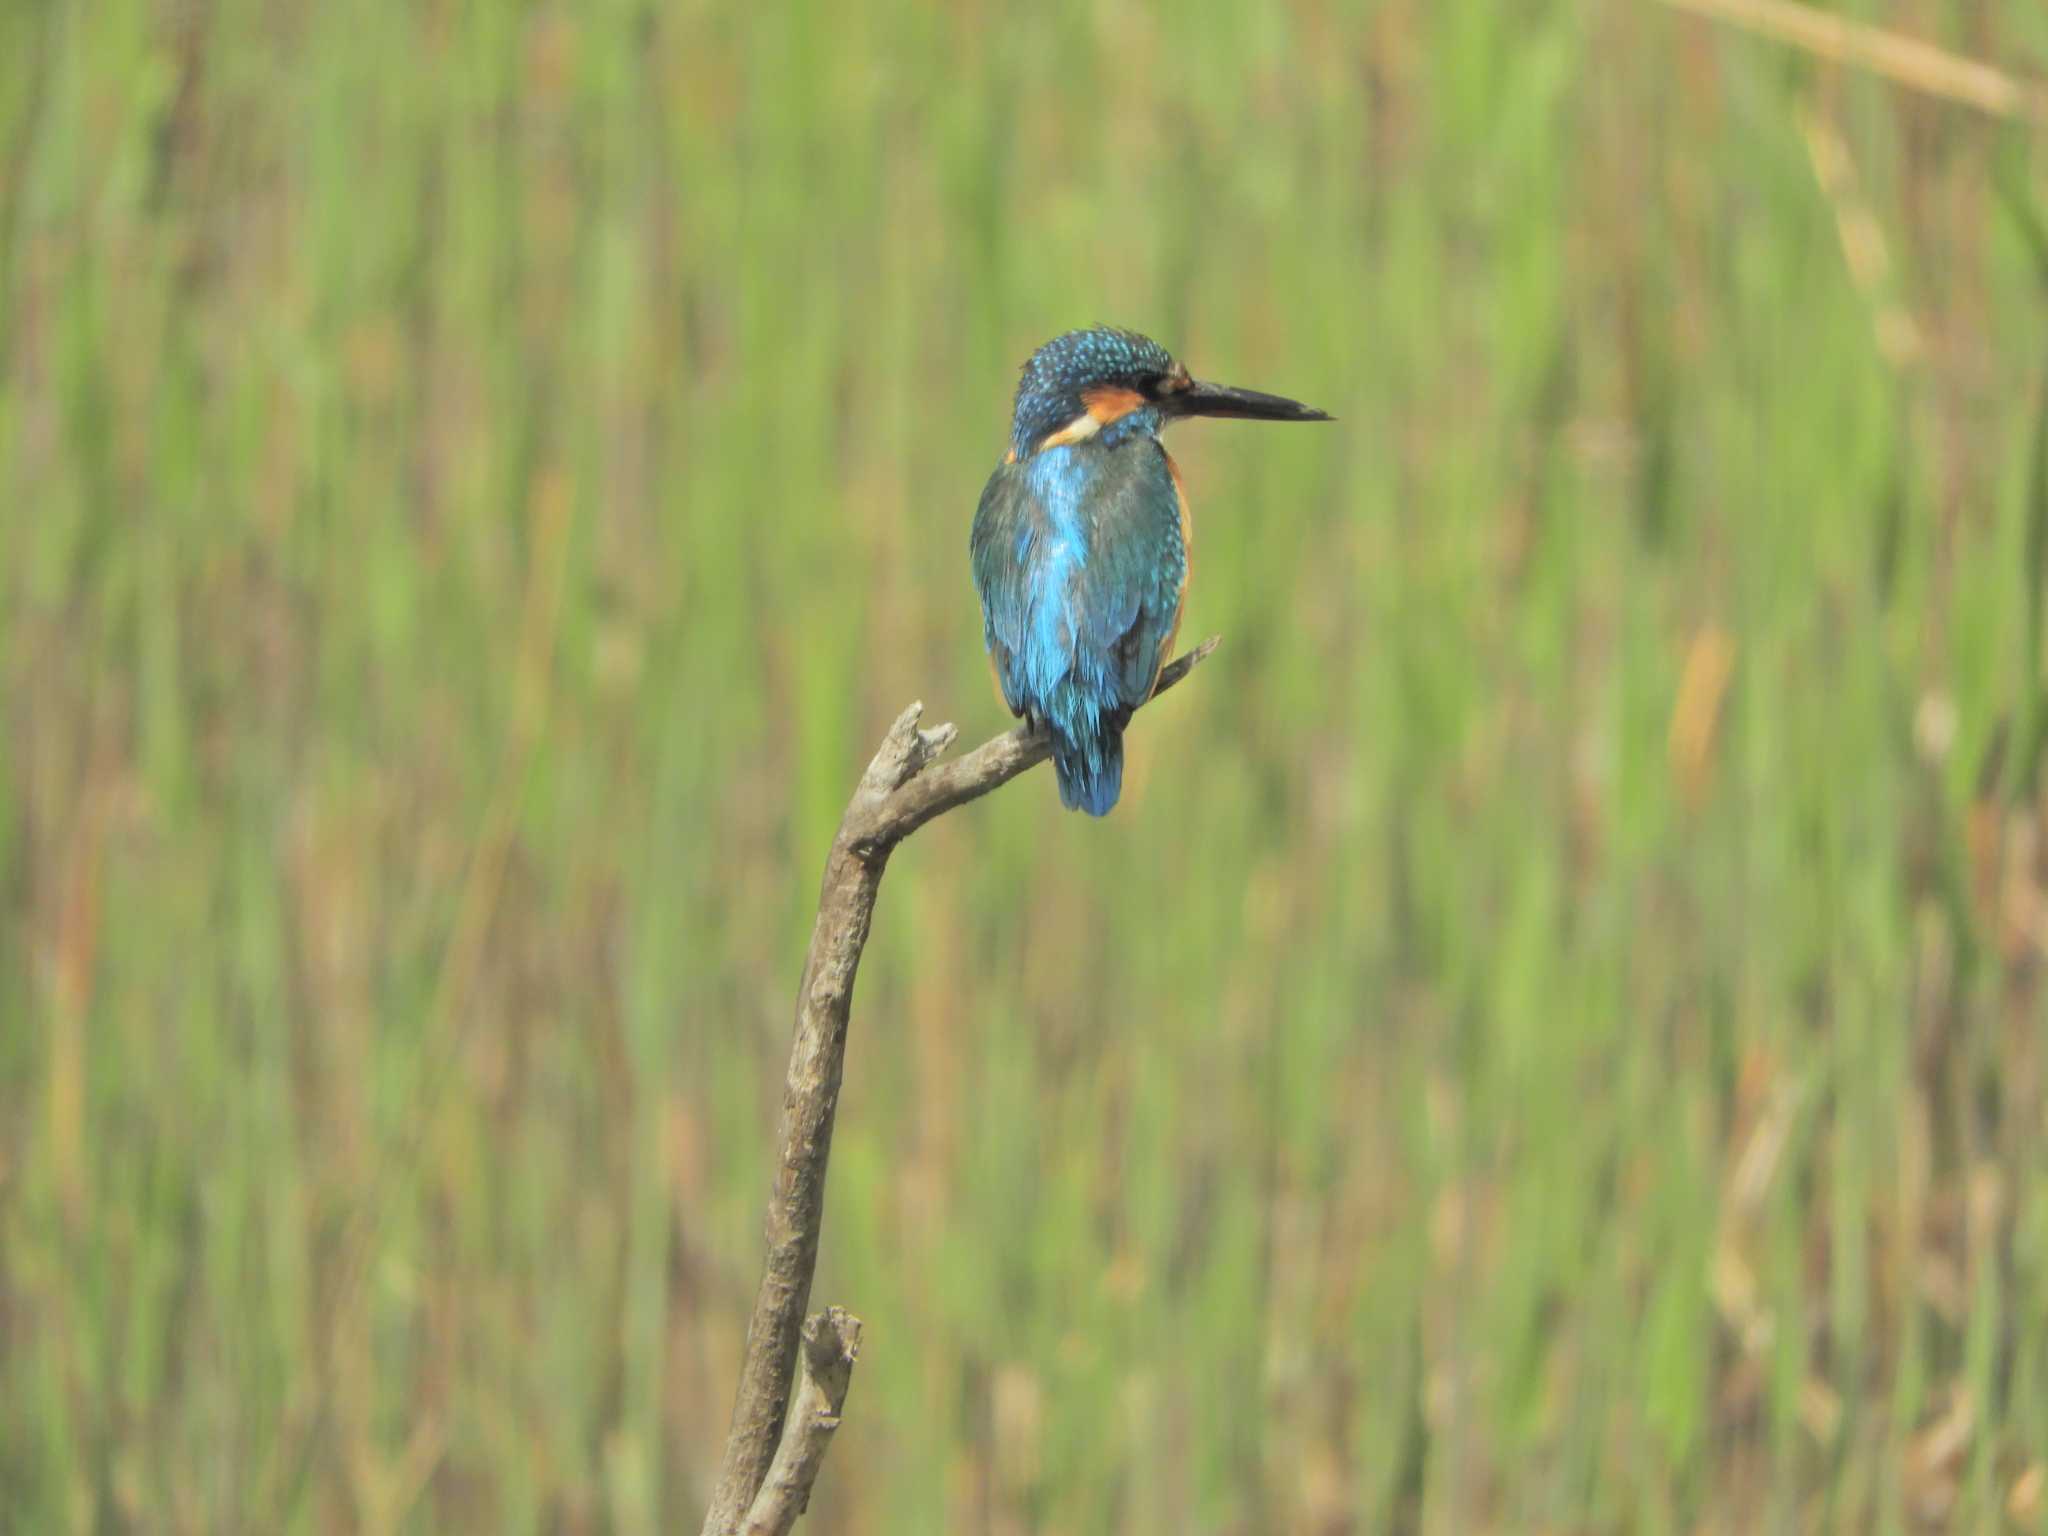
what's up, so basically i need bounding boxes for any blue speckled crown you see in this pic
[1010,327,1175,453]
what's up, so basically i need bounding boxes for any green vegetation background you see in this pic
[5,0,2048,1530]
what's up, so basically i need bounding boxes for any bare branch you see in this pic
[697,638,1221,1535]
[738,1309,863,1536]
[853,634,1221,850]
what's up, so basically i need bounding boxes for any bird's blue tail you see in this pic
[1051,725,1124,816]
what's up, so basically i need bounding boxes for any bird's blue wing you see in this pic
[969,464,1038,718]
[969,441,1187,724]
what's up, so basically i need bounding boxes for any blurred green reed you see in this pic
[4,0,2048,1530]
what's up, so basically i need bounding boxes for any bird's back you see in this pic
[970,437,1188,814]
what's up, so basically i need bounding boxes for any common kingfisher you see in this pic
[970,327,1330,815]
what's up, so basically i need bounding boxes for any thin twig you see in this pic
[696,637,1222,1535]
[1658,0,2048,125]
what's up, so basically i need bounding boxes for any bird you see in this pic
[970,326,1330,815]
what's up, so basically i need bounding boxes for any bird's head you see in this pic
[1007,326,1330,460]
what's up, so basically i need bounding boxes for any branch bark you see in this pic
[697,636,1221,1536]
[738,1308,862,1536]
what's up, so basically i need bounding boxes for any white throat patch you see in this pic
[1040,411,1103,449]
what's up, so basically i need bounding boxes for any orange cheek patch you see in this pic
[1036,386,1150,452]
[1083,384,1146,425]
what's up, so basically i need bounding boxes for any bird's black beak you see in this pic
[1171,379,1332,423]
